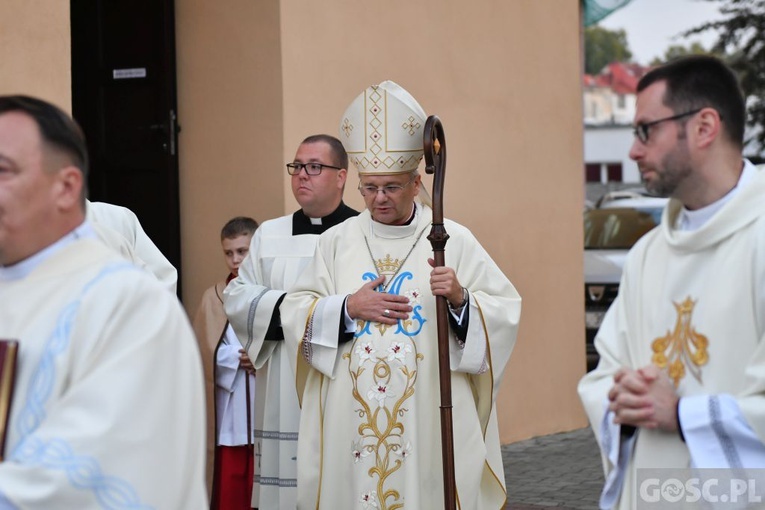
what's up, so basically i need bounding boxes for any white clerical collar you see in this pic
[0,221,97,282]
[309,217,322,225]
[678,159,757,232]
[369,203,419,239]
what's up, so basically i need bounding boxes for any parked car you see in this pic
[583,191,669,370]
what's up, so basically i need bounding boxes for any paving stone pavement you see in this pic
[502,427,604,509]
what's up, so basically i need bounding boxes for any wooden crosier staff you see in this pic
[424,115,456,510]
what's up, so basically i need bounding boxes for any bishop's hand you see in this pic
[428,258,464,309]
[346,274,412,325]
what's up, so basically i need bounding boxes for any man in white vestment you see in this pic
[87,200,178,293]
[0,95,206,509]
[280,81,522,510]
[578,56,765,510]
[224,134,359,509]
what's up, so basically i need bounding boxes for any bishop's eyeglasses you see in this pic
[633,108,702,144]
[286,162,342,176]
[358,177,415,197]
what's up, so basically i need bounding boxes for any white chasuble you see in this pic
[224,214,321,510]
[579,164,765,510]
[192,279,228,496]
[0,239,206,509]
[86,200,178,293]
[281,205,521,510]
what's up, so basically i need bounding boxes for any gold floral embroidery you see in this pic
[344,339,423,510]
[374,323,392,336]
[651,296,709,386]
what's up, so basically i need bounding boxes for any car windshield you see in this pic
[584,207,660,250]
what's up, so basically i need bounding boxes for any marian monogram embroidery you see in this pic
[651,296,709,386]
[355,253,426,338]
[344,261,428,509]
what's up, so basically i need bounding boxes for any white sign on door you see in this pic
[113,68,147,80]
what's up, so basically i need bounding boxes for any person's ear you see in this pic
[693,107,721,149]
[54,166,84,211]
[337,168,348,189]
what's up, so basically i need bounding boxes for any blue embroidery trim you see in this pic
[603,415,613,453]
[10,262,151,508]
[13,437,152,509]
[355,271,426,338]
[254,475,298,488]
[255,429,299,441]
[709,396,743,469]
[245,287,269,350]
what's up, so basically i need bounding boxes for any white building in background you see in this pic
[583,86,636,126]
[583,62,648,200]
[584,124,640,184]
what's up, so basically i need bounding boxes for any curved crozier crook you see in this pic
[423,115,447,224]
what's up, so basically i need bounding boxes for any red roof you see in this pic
[584,62,647,94]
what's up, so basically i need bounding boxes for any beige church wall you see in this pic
[278,0,588,442]
[176,0,286,313]
[3,0,588,443]
[0,0,71,111]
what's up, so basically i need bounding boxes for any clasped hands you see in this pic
[608,365,679,432]
[346,258,464,325]
[238,349,256,375]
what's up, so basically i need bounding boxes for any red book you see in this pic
[0,340,18,462]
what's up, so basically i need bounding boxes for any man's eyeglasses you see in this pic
[358,177,415,197]
[286,162,342,176]
[633,108,703,144]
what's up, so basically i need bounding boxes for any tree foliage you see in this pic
[649,42,716,67]
[584,26,633,75]
[685,0,765,150]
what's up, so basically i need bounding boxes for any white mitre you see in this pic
[339,80,426,175]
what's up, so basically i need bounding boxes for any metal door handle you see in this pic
[169,109,177,156]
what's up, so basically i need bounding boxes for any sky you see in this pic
[598,0,725,65]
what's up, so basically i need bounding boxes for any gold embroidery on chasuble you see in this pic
[344,252,427,509]
[651,296,709,386]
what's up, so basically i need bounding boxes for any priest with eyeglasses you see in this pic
[224,134,358,509]
[280,81,522,510]
[579,56,765,510]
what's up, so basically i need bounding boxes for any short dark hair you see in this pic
[0,95,89,177]
[301,134,349,170]
[637,55,746,148]
[221,216,258,241]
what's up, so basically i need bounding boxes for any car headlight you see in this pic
[585,283,619,306]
